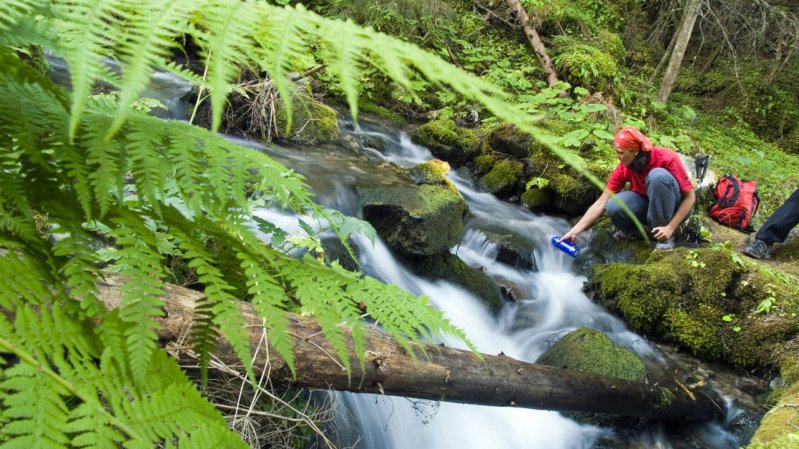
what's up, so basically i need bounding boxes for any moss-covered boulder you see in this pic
[405,253,503,314]
[411,118,481,166]
[408,159,451,185]
[478,158,524,196]
[589,247,799,368]
[481,123,609,216]
[536,327,648,382]
[746,353,799,448]
[358,184,468,256]
[275,93,340,144]
[488,123,541,159]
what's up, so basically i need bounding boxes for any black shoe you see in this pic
[743,239,771,259]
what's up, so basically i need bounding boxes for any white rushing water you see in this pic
[40,59,744,448]
[310,123,661,449]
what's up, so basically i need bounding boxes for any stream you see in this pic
[253,121,756,449]
[46,58,764,448]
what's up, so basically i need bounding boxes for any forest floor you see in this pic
[707,220,799,279]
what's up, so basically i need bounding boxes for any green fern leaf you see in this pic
[83,115,124,218]
[252,3,307,133]
[49,0,122,140]
[195,0,258,131]
[175,230,255,383]
[317,17,364,122]
[106,0,197,138]
[109,216,166,381]
[1,364,71,449]
[126,119,170,215]
[237,251,295,374]
[0,0,45,33]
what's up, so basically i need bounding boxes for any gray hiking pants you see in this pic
[605,168,682,234]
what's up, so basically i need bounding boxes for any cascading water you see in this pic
[284,121,742,449]
[43,56,750,447]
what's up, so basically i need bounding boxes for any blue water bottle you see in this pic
[551,236,580,257]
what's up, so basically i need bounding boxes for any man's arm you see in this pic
[652,189,696,241]
[560,191,612,243]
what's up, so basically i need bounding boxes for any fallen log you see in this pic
[96,275,724,422]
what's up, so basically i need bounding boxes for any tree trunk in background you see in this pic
[94,275,724,422]
[505,0,560,88]
[657,0,703,102]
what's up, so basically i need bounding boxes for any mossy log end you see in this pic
[97,275,724,422]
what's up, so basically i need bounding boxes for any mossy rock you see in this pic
[478,158,523,196]
[408,159,451,185]
[520,186,552,210]
[748,355,799,447]
[275,93,340,144]
[590,247,799,368]
[411,118,480,166]
[406,253,503,314]
[549,171,601,216]
[358,184,467,256]
[488,123,539,159]
[536,327,647,382]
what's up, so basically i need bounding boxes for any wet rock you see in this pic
[734,376,769,396]
[358,184,467,256]
[405,253,503,314]
[410,118,481,167]
[536,327,648,383]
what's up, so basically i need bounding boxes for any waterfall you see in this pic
[43,61,744,447]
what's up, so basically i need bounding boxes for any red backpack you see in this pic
[709,174,760,232]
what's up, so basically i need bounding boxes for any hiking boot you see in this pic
[654,236,674,251]
[743,239,771,259]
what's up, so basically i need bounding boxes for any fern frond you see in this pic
[48,0,123,139]
[172,227,255,383]
[0,249,53,310]
[194,0,259,131]
[1,363,71,448]
[236,251,295,374]
[108,215,166,381]
[52,232,105,317]
[316,17,364,119]
[126,119,171,215]
[251,3,309,132]
[107,0,198,138]
[0,0,45,33]
[82,113,124,218]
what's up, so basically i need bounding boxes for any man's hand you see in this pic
[651,225,675,241]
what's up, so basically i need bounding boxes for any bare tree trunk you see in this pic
[505,0,560,88]
[657,0,703,102]
[94,275,724,422]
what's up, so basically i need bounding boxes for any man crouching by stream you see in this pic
[559,126,695,251]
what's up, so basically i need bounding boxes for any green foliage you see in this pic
[551,35,620,92]
[309,0,458,47]
[0,0,605,446]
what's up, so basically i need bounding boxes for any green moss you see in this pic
[520,187,551,209]
[551,35,619,91]
[474,153,497,176]
[479,159,522,194]
[749,381,799,446]
[591,247,799,369]
[657,387,675,409]
[358,100,405,127]
[411,118,480,166]
[536,327,647,382]
[663,305,724,358]
[408,160,451,185]
[275,94,340,144]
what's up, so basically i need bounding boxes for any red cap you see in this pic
[613,126,653,152]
